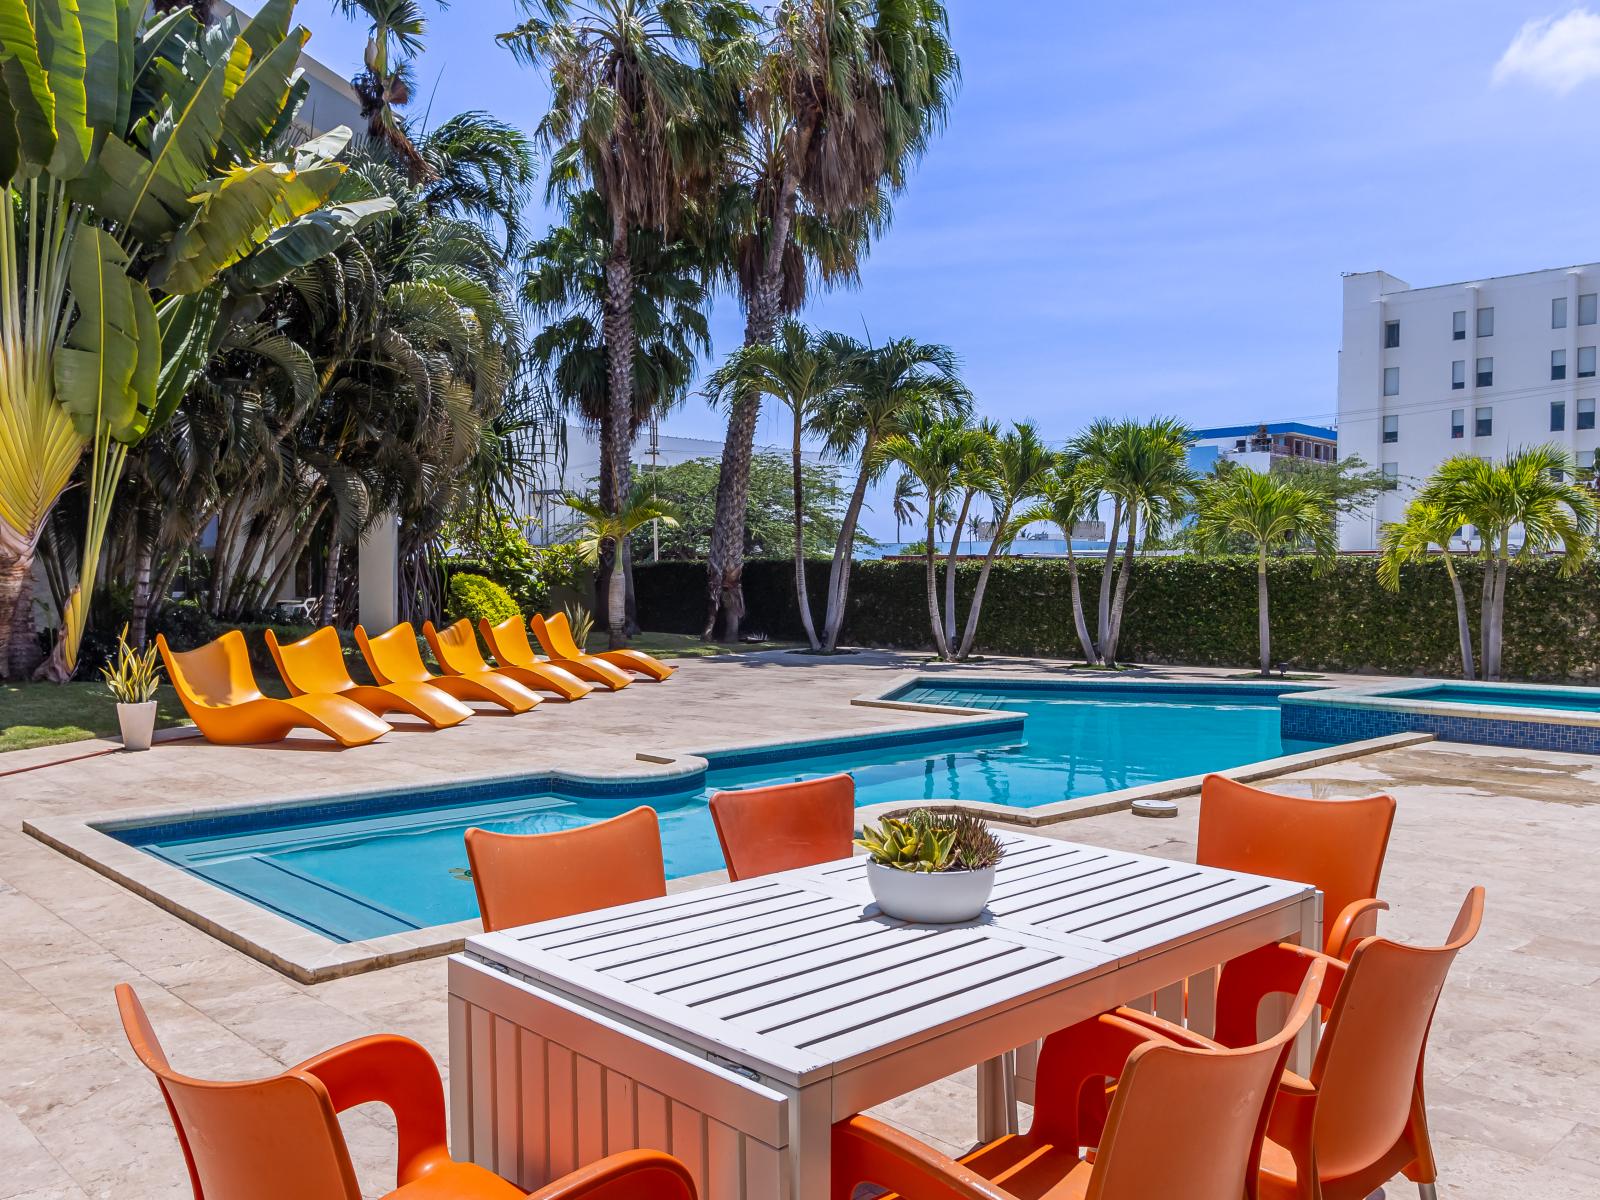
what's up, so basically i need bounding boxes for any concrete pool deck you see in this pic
[1,652,1596,1197]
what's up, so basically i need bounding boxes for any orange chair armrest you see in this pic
[833,1115,1017,1200]
[1215,942,1346,1047]
[1326,897,1389,960]
[293,1034,448,1185]
[527,1149,697,1200]
[1105,1007,1227,1049]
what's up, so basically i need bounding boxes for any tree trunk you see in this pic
[128,541,154,648]
[1104,506,1138,664]
[1443,554,1475,680]
[607,559,626,650]
[791,405,820,650]
[942,489,974,651]
[602,232,637,639]
[1478,550,1496,681]
[322,537,342,627]
[1095,498,1122,660]
[922,513,948,659]
[822,452,875,651]
[1488,540,1510,680]
[1064,545,1097,664]
[0,547,39,680]
[1257,552,1272,675]
[958,501,1013,660]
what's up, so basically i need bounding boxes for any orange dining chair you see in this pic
[157,631,391,748]
[426,618,593,702]
[115,983,697,1200]
[265,626,472,729]
[480,615,629,692]
[533,610,676,682]
[1199,774,1396,959]
[465,806,668,932]
[1112,887,1486,1200]
[708,773,856,880]
[833,959,1328,1200]
[356,621,541,714]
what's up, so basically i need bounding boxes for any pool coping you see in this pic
[23,675,1422,983]
[1278,678,1600,728]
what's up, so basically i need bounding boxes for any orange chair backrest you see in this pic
[465,806,668,932]
[428,619,491,675]
[537,610,584,659]
[1309,887,1485,1180]
[116,984,362,1200]
[267,626,356,695]
[157,631,264,709]
[481,615,536,667]
[1198,775,1395,949]
[709,773,857,880]
[356,622,429,685]
[1089,961,1327,1200]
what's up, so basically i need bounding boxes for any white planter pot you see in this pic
[117,700,158,752]
[866,861,996,924]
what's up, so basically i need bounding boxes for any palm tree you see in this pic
[1378,498,1476,680]
[1021,458,1100,664]
[957,422,1056,659]
[707,322,851,650]
[1415,447,1597,680]
[702,0,960,641]
[880,411,987,660]
[502,1,728,571]
[568,489,679,648]
[1190,467,1336,676]
[333,0,444,179]
[809,337,969,651]
[941,419,998,652]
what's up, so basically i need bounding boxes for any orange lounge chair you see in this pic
[1109,887,1486,1200]
[426,618,593,702]
[479,614,629,692]
[115,983,697,1200]
[156,631,390,748]
[833,959,1327,1200]
[355,622,541,714]
[265,626,472,729]
[709,773,856,880]
[465,806,667,931]
[533,610,676,682]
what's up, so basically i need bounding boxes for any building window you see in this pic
[1476,307,1494,337]
[1555,296,1569,328]
[1580,449,1597,470]
[1452,310,1466,340]
[1582,293,1598,326]
[1451,360,1465,390]
[1581,397,1596,431]
[1553,349,1568,380]
[1382,415,1399,444]
[1234,439,1247,452]
[1475,406,1493,437]
[1581,347,1597,378]
[1451,408,1465,439]
[1476,357,1493,387]
[1552,401,1566,432]
[1382,366,1399,396]
[1550,467,1567,482]
[1384,320,1400,349]
[1381,462,1400,489]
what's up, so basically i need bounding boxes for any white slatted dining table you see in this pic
[448,830,1320,1200]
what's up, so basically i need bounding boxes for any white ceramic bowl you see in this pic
[866,861,996,924]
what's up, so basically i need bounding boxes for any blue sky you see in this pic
[277,0,1600,533]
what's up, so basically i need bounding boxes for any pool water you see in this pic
[1395,684,1600,713]
[116,682,1320,942]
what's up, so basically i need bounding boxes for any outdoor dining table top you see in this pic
[462,829,1317,1091]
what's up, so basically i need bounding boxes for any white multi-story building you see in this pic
[1338,263,1600,550]
[1187,422,1338,477]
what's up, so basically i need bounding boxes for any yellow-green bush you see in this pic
[446,573,521,626]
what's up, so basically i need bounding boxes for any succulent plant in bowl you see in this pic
[856,809,1004,923]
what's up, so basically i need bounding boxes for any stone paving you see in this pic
[0,652,1595,1198]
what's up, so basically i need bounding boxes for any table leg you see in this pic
[975,1053,1018,1141]
[790,1081,834,1199]
[1291,890,1323,1075]
[1187,967,1218,1038]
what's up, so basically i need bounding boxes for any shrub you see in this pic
[446,573,521,626]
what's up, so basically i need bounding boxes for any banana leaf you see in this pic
[0,0,57,174]
[54,226,156,443]
[229,196,396,291]
[31,0,89,179]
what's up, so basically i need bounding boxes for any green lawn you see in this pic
[592,631,801,659]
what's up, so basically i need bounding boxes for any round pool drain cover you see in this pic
[1132,798,1179,818]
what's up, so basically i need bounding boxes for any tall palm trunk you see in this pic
[1256,549,1272,676]
[1094,498,1121,662]
[957,500,1013,660]
[1104,506,1138,665]
[822,451,875,651]
[322,538,343,626]
[790,404,820,650]
[606,557,626,649]
[921,511,949,659]
[942,488,974,650]
[603,232,637,624]
[0,546,37,680]
[128,541,155,648]
[1487,536,1511,680]
[1442,553,1475,680]
[1064,542,1097,664]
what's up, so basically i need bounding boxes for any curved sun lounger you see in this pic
[426,618,592,702]
[479,615,630,692]
[532,610,676,682]
[355,622,541,714]
[265,626,472,730]
[156,631,391,748]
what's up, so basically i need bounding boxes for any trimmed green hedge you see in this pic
[632,555,1600,681]
[446,573,521,626]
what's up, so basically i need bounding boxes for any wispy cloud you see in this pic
[1493,8,1600,92]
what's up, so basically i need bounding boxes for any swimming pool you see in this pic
[1390,684,1600,713]
[113,681,1322,942]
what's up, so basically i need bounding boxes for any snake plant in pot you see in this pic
[100,625,162,750]
[856,809,1005,923]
